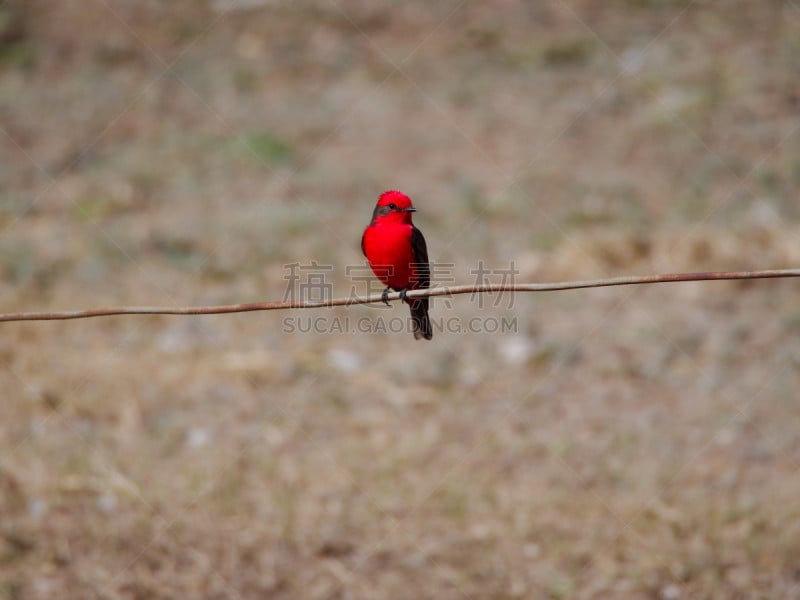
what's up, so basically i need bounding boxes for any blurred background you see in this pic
[1,1,800,597]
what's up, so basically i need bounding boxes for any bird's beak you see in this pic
[403,207,417,213]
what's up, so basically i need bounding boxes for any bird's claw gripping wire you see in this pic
[380,287,409,305]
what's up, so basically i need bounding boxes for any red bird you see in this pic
[361,190,432,340]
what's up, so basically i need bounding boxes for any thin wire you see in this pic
[0,269,797,322]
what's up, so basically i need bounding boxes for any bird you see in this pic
[361,190,432,340]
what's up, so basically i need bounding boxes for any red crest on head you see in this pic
[377,190,413,209]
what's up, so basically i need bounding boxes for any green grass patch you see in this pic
[0,42,34,70]
[783,311,800,331]
[234,132,294,166]
[541,38,594,68]
[0,239,36,284]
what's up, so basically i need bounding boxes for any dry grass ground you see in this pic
[1,1,800,598]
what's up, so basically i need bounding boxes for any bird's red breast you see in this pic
[362,222,418,290]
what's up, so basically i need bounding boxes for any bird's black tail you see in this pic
[410,297,432,340]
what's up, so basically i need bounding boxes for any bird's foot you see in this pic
[399,288,409,304]
[381,287,391,305]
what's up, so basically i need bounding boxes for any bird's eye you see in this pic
[388,203,397,210]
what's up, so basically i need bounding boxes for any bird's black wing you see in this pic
[409,225,432,340]
[410,226,430,289]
